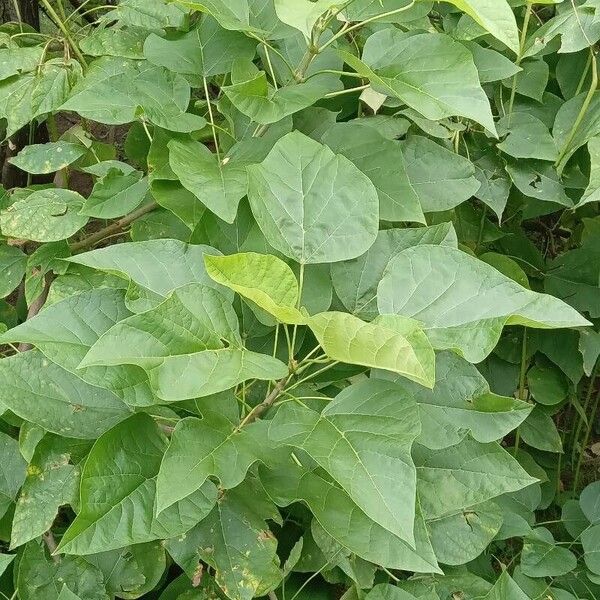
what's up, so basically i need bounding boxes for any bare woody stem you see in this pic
[237,376,291,429]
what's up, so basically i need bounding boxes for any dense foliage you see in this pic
[0,0,599,598]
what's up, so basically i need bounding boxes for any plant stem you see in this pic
[237,375,292,428]
[39,0,88,68]
[324,84,369,98]
[573,374,600,491]
[571,362,598,469]
[203,76,220,161]
[70,201,158,252]
[514,329,529,455]
[555,48,598,170]
[507,2,533,124]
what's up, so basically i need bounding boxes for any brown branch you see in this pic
[70,201,158,253]
[17,274,52,352]
[238,376,291,429]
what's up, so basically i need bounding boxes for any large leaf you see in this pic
[377,245,590,363]
[342,30,496,134]
[308,312,435,387]
[168,138,248,223]
[478,571,530,600]
[0,351,131,439]
[374,351,532,449]
[0,431,26,521]
[60,58,206,132]
[156,412,268,513]
[9,141,86,174]
[57,414,217,555]
[0,288,155,406]
[259,461,441,573]
[66,239,229,309]
[79,283,288,401]
[273,0,339,39]
[204,252,305,324]
[520,528,578,577]
[269,379,420,545]
[143,17,256,76]
[166,479,282,600]
[0,244,27,299]
[323,126,480,220]
[331,224,457,321]
[414,437,537,519]
[441,0,519,53]
[247,131,379,264]
[0,189,88,243]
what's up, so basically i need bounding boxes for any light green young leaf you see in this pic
[80,284,287,401]
[342,30,496,134]
[156,413,268,513]
[308,312,435,387]
[247,131,379,264]
[57,414,217,555]
[331,224,457,321]
[168,138,247,223]
[274,0,340,39]
[0,188,88,243]
[439,0,519,53]
[378,245,590,363]
[11,435,85,549]
[0,288,154,407]
[205,252,305,324]
[80,170,148,219]
[375,351,532,449]
[0,351,131,439]
[427,501,503,566]
[61,58,206,133]
[414,438,538,519]
[521,528,578,577]
[167,479,281,600]
[57,585,84,600]
[259,461,441,573]
[143,17,257,76]
[269,379,420,544]
[9,141,86,174]
[0,244,26,299]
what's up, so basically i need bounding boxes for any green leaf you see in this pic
[11,435,85,549]
[0,431,26,521]
[365,585,418,599]
[223,61,329,125]
[260,460,441,573]
[204,252,305,324]
[466,42,520,84]
[342,30,496,134]
[269,379,421,544]
[505,160,572,207]
[0,288,154,406]
[0,351,131,439]
[427,501,503,566]
[497,114,558,162]
[308,312,435,387]
[0,244,26,299]
[414,438,537,520]
[60,58,206,132]
[273,0,339,38]
[580,481,600,523]
[578,137,600,208]
[519,407,563,453]
[156,412,267,513]
[105,0,188,29]
[377,245,590,363]
[583,524,600,575]
[80,169,148,219]
[441,0,519,53]
[247,131,379,264]
[80,283,288,401]
[0,553,14,579]
[166,479,282,600]
[172,0,251,31]
[57,586,83,600]
[0,188,88,243]
[331,224,457,321]
[143,17,256,76]
[66,239,229,309]
[375,351,532,450]
[168,138,247,223]
[57,414,217,555]
[527,362,569,406]
[0,46,44,81]
[521,528,578,578]
[478,571,530,600]
[79,27,148,59]
[17,541,109,600]
[9,142,86,174]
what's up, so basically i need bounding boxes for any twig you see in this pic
[17,274,52,352]
[237,376,291,429]
[70,201,158,252]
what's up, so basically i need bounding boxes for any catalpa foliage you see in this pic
[0,0,599,598]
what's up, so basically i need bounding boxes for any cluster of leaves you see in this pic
[0,0,600,598]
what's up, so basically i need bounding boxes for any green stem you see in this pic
[571,362,598,469]
[476,204,488,251]
[575,52,593,96]
[555,47,598,170]
[324,84,369,98]
[203,76,220,161]
[514,329,529,456]
[507,2,533,124]
[39,0,88,68]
